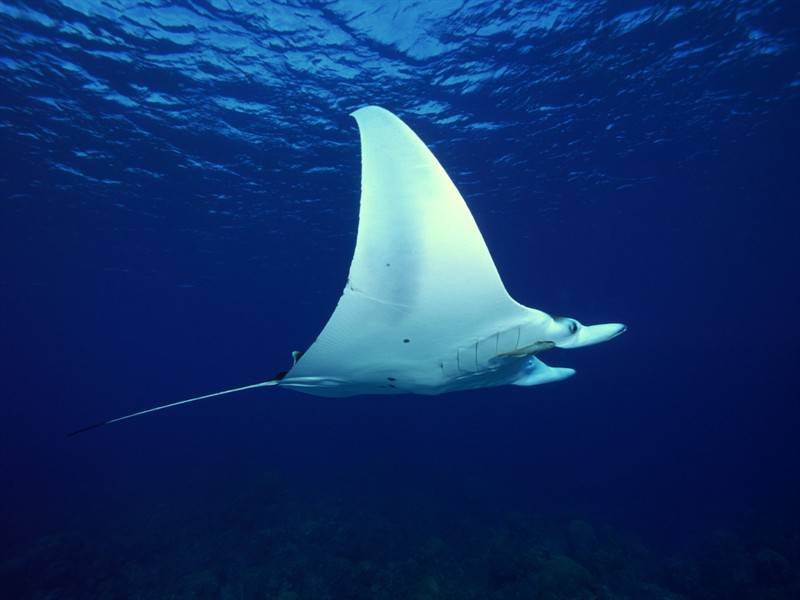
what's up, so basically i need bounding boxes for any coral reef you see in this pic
[1,476,798,599]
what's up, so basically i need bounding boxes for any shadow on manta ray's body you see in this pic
[70,106,625,435]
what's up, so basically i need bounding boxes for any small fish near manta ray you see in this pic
[69,106,625,435]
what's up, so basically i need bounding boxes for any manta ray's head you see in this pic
[549,317,626,349]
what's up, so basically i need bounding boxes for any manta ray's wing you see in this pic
[284,106,530,394]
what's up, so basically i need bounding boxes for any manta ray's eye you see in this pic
[569,321,578,335]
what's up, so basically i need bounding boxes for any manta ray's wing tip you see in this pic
[349,105,389,120]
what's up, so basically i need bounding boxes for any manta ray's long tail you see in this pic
[67,380,279,437]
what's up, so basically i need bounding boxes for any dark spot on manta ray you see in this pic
[387,377,396,381]
[389,384,396,388]
[386,263,390,267]
[403,338,410,343]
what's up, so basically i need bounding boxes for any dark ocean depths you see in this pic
[2,1,800,598]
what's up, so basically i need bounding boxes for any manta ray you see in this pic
[70,106,625,435]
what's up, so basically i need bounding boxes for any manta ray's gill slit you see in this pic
[456,344,478,373]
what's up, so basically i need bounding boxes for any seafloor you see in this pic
[3,473,797,600]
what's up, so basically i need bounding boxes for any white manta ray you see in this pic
[70,106,625,435]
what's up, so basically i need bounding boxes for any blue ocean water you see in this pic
[2,1,799,597]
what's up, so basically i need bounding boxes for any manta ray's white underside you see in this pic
[280,106,625,398]
[70,106,625,435]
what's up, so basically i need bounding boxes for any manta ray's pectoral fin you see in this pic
[496,340,555,358]
[512,357,575,387]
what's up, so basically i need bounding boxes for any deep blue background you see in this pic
[1,0,799,562]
